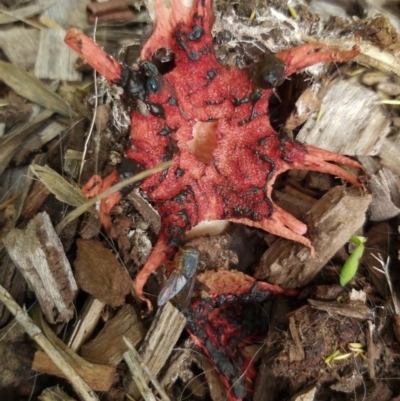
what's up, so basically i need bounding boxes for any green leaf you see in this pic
[340,236,367,286]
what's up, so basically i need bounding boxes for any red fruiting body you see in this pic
[65,0,362,309]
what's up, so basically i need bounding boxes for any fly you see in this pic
[157,246,200,306]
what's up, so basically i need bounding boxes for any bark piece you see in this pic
[80,305,146,364]
[74,239,131,307]
[255,186,372,288]
[273,189,314,220]
[308,299,372,320]
[21,180,51,220]
[3,212,77,324]
[297,80,390,156]
[35,30,82,81]
[67,296,105,352]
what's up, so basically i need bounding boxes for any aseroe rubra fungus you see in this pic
[65,0,362,309]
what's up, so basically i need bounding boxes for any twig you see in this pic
[0,284,98,401]
[123,344,157,401]
[123,338,171,401]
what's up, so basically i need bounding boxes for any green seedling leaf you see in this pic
[340,235,367,286]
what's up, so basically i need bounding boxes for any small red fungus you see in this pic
[65,0,363,310]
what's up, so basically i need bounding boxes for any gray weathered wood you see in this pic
[297,79,390,156]
[38,0,82,26]
[35,29,82,81]
[0,28,40,70]
[128,302,186,398]
[140,302,186,374]
[380,138,400,176]
[368,170,400,221]
[255,186,372,288]
[3,211,78,324]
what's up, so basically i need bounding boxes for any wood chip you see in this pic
[73,239,131,307]
[67,296,105,352]
[15,121,66,165]
[0,286,98,401]
[33,351,114,392]
[0,28,40,70]
[30,304,115,393]
[380,138,400,176]
[39,386,77,401]
[369,171,400,221]
[297,79,390,155]
[35,30,82,81]
[3,212,78,324]
[128,302,186,398]
[63,149,84,179]
[140,302,186,374]
[308,299,372,320]
[123,340,171,401]
[255,186,372,288]
[81,304,146,364]
[20,180,51,220]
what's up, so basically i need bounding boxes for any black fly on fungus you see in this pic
[157,246,200,306]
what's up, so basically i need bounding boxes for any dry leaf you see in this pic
[0,60,75,117]
[74,239,132,307]
[0,109,53,176]
[30,164,90,209]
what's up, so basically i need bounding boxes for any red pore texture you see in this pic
[65,0,362,309]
